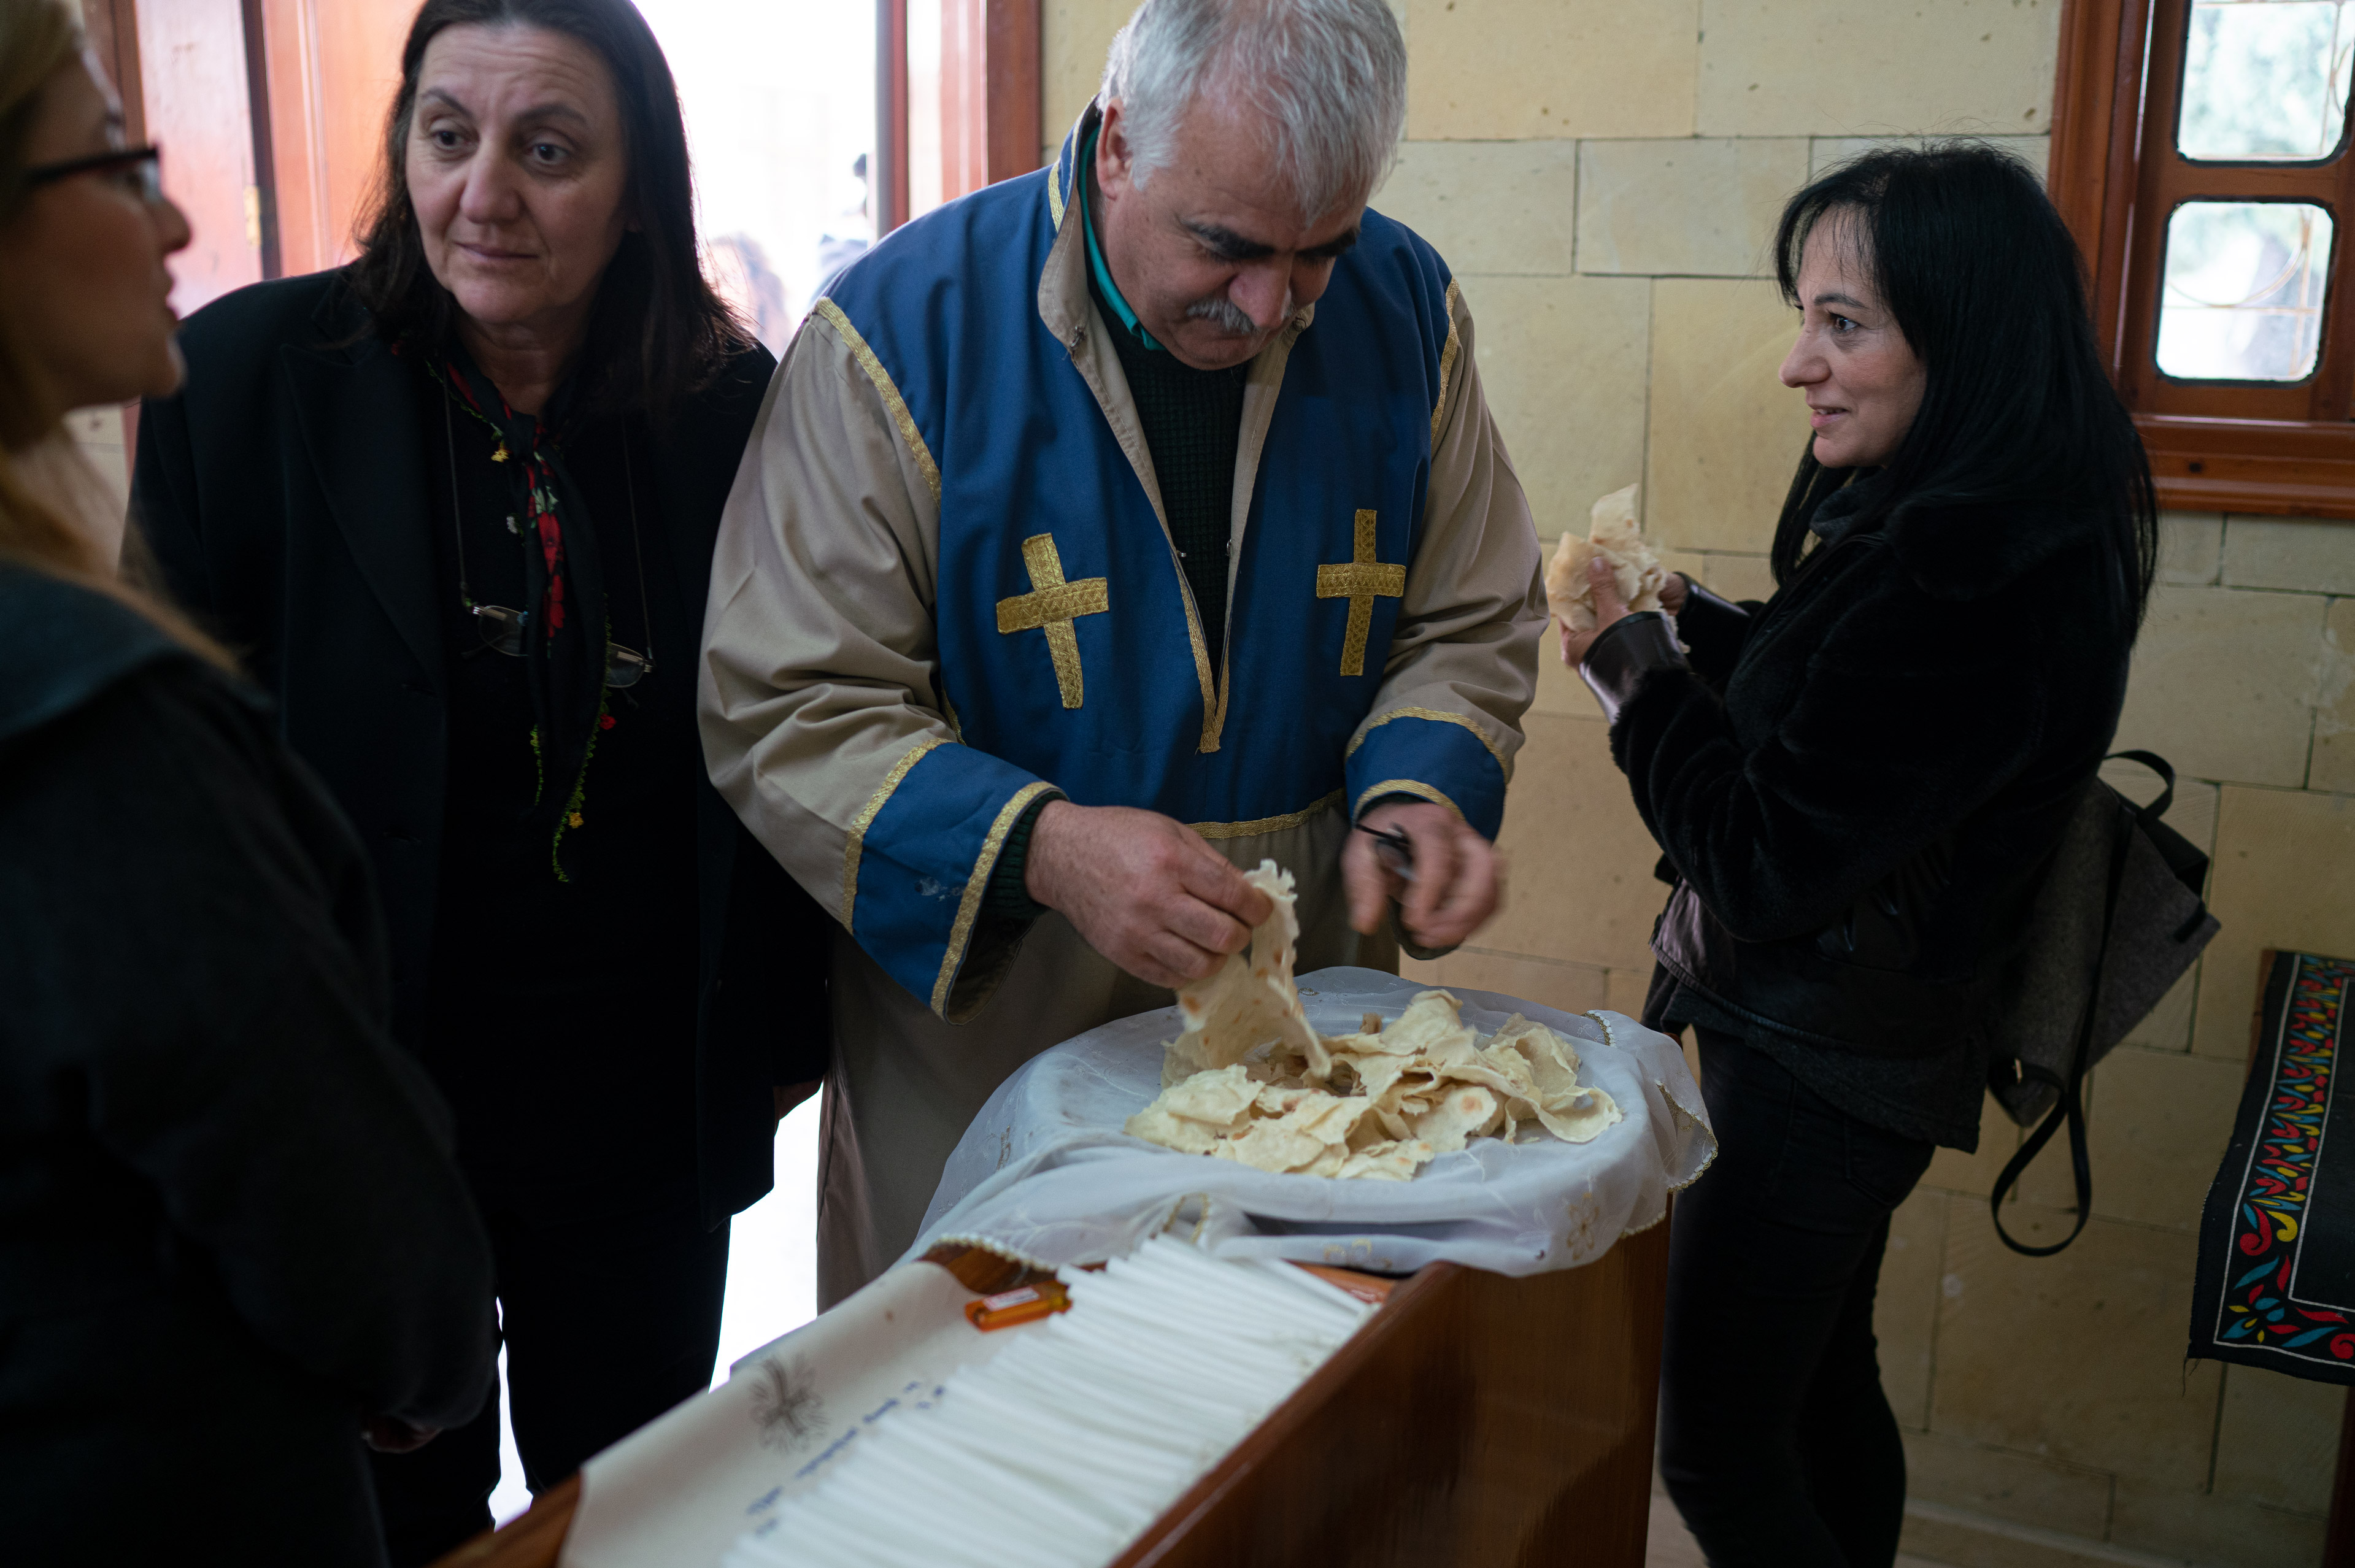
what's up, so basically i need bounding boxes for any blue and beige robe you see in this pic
[700,109,1548,1301]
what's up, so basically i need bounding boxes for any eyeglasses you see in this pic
[445,394,656,691]
[469,602,652,689]
[24,144,164,205]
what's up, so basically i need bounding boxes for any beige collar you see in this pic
[1034,104,1316,755]
[1035,105,1316,358]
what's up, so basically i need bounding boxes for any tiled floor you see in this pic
[1646,1493,1952,1568]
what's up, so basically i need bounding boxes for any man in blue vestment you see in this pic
[701,0,1548,1302]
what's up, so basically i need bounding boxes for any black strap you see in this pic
[1990,777,2139,1256]
[2106,748,2176,828]
[1989,1064,2092,1256]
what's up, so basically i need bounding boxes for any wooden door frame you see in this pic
[875,0,1039,234]
[79,0,145,146]
[876,0,912,234]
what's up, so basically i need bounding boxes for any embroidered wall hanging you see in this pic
[2192,951,2355,1383]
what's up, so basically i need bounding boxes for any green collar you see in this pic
[1079,125,1162,351]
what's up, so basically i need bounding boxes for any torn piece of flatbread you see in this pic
[1381,988,1477,1066]
[1336,1139,1433,1180]
[1127,893,1631,1178]
[1122,1061,1258,1155]
[1490,1014,1625,1143]
[1160,860,1324,1086]
[1411,1083,1500,1155]
[1544,482,1668,634]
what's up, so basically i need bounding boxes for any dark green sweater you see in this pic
[1092,272,1250,670]
[984,214,1253,920]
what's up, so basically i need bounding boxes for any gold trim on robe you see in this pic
[1346,704,1510,771]
[1187,789,1347,841]
[1430,279,1463,447]
[814,299,942,505]
[1181,582,1222,753]
[1354,778,1465,821]
[932,780,1063,1016]
[1198,306,1314,756]
[841,734,954,928]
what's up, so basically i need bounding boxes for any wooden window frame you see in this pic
[2053,0,2355,518]
[874,0,1040,236]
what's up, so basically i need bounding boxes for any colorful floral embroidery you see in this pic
[2211,956,2354,1366]
[441,356,614,883]
[443,364,568,640]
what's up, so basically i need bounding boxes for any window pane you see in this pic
[2156,201,2333,380]
[2179,0,2355,160]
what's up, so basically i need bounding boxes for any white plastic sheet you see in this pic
[910,967,1716,1277]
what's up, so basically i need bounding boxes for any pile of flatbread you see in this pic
[1122,863,1622,1180]
[1544,481,1669,632]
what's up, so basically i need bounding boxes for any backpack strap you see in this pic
[1990,1066,2094,1255]
[2106,748,2176,829]
[1991,776,2138,1256]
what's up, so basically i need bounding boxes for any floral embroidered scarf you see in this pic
[439,352,610,881]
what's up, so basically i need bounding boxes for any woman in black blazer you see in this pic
[1564,145,2157,1566]
[0,4,493,1561]
[133,1,828,1559]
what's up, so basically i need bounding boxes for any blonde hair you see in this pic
[0,0,226,664]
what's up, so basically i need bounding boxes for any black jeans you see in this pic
[367,1189,730,1567]
[1659,1029,1935,1568]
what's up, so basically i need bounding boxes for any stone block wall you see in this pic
[1037,2,2355,1564]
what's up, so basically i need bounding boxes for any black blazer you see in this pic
[134,269,828,1227]
[0,565,495,1565]
[1600,481,2134,1054]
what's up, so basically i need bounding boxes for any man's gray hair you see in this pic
[1098,0,1406,220]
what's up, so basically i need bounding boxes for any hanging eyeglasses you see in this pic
[444,394,656,690]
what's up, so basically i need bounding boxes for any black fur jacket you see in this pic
[1581,478,2136,1054]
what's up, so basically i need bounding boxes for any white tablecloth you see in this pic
[909,967,1716,1278]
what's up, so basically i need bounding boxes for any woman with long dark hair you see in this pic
[0,2,494,1560]
[1562,144,2157,1566]
[133,2,828,1559]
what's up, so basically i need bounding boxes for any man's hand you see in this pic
[1343,799,1501,952]
[1025,801,1273,989]
[1559,561,1689,668]
[363,1415,439,1453]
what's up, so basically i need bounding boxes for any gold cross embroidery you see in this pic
[995,533,1110,709]
[1315,509,1406,677]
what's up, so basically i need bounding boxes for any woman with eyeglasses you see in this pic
[133,1,830,1559]
[0,3,496,1561]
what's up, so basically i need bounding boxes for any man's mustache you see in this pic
[1184,293,1265,337]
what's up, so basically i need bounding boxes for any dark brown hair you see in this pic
[1768,141,2157,634]
[344,0,746,424]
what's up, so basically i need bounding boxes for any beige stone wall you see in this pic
[1044,2,2355,1564]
